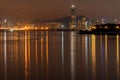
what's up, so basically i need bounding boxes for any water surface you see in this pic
[0,31,119,80]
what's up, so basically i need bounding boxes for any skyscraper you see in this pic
[69,5,76,30]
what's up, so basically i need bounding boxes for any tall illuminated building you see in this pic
[69,5,76,30]
[81,16,86,30]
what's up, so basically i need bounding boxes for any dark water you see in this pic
[0,31,120,80]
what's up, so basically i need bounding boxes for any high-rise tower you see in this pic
[71,5,76,15]
[69,5,76,30]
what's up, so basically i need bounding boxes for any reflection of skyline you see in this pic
[24,31,49,80]
[116,35,119,79]
[61,31,64,80]
[0,31,120,80]
[4,32,7,80]
[45,31,49,80]
[70,32,76,80]
[91,35,96,79]
[24,31,30,80]
[80,34,120,80]
[105,35,108,79]
[35,31,38,80]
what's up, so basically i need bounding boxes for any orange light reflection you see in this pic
[91,34,96,79]
[116,35,119,78]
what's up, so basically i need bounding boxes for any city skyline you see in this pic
[0,0,120,22]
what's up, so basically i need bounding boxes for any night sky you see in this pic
[0,0,120,22]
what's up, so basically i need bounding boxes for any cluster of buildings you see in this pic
[45,5,120,30]
[46,5,92,30]
[0,19,36,31]
[0,5,120,31]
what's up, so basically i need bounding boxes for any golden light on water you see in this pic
[46,31,49,79]
[105,34,108,76]
[116,35,119,78]
[91,34,96,78]
[24,31,31,80]
[0,31,119,80]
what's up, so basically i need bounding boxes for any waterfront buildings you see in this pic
[0,5,120,31]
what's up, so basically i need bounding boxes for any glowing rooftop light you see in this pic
[71,5,75,8]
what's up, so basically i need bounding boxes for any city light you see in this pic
[91,26,96,29]
[71,5,75,8]
[10,29,14,32]
[104,26,108,29]
[115,26,120,29]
